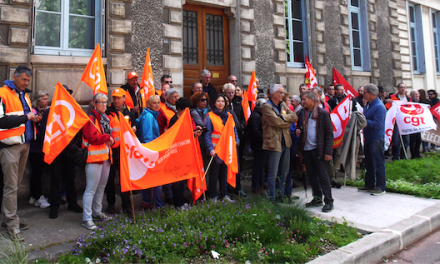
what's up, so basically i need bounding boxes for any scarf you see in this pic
[98,111,111,135]
[165,101,177,113]
[212,107,228,125]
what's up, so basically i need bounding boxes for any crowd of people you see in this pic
[0,65,430,242]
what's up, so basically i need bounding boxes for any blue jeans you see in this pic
[251,149,267,191]
[83,160,111,221]
[364,139,386,191]
[392,124,409,160]
[142,186,163,208]
[266,145,290,200]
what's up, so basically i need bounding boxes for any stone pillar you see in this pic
[314,0,327,86]
[395,0,412,88]
[240,0,256,88]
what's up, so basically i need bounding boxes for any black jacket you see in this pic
[248,108,263,150]
[201,81,217,102]
[228,96,245,137]
[297,107,333,160]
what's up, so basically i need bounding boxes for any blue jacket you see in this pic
[363,97,386,143]
[136,108,160,143]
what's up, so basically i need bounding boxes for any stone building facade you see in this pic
[1,0,440,197]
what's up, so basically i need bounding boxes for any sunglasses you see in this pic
[200,99,207,102]
[231,80,237,83]
[165,81,173,84]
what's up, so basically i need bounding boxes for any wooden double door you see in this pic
[183,4,230,98]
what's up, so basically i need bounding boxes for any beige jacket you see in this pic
[262,100,297,152]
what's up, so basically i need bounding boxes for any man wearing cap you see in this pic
[121,72,146,118]
[105,88,136,216]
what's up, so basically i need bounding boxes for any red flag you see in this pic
[187,137,207,203]
[43,83,90,164]
[330,96,352,149]
[431,101,440,121]
[214,114,238,187]
[242,89,251,123]
[140,48,155,103]
[304,55,317,88]
[80,44,108,95]
[119,108,202,192]
[246,71,258,111]
[332,68,358,98]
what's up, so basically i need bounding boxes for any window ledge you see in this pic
[30,55,107,66]
[351,71,371,77]
[286,67,307,74]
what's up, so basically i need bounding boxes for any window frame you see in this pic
[408,4,426,74]
[348,0,370,72]
[432,10,440,75]
[284,0,309,68]
[32,0,102,57]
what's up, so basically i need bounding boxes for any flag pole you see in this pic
[130,190,135,223]
[400,134,408,160]
[72,80,82,99]
[202,156,214,202]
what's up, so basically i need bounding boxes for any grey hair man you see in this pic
[200,69,217,101]
[262,84,297,202]
[290,95,302,114]
[228,75,238,85]
[0,65,37,241]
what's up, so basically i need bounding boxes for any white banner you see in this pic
[384,104,397,150]
[394,101,436,135]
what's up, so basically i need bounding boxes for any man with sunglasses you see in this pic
[428,90,439,107]
[228,75,238,85]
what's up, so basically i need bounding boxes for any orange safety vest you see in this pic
[108,109,131,149]
[160,104,176,132]
[385,94,413,109]
[0,86,33,145]
[83,116,112,163]
[124,87,146,113]
[208,112,225,148]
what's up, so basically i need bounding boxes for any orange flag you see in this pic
[140,48,156,103]
[242,89,251,123]
[187,137,207,203]
[215,114,238,188]
[43,82,90,164]
[119,108,203,192]
[304,55,318,88]
[80,44,108,95]
[247,70,258,111]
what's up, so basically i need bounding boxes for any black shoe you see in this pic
[358,186,375,192]
[165,198,174,205]
[60,196,67,205]
[1,222,29,230]
[331,180,342,189]
[370,187,386,196]
[306,199,323,208]
[322,204,334,213]
[49,209,58,219]
[67,204,83,213]
[106,204,116,214]
[123,208,133,218]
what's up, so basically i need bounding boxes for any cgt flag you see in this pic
[140,48,155,106]
[431,101,440,120]
[80,44,108,95]
[187,137,207,203]
[394,101,436,135]
[215,113,238,188]
[384,104,397,150]
[119,108,203,192]
[247,70,258,111]
[333,68,358,98]
[304,55,317,88]
[43,82,90,164]
[242,89,251,123]
[330,96,352,149]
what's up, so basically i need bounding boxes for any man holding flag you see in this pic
[0,65,37,241]
[121,72,146,118]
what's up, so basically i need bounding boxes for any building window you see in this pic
[408,4,426,74]
[433,11,440,74]
[284,0,308,68]
[33,0,102,56]
[348,0,370,71]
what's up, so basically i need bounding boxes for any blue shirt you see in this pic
[363,97,386,143]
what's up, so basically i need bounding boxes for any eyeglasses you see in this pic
[226,91,235,95]
[165,81,173,84]
[200,99,207,102]
[429,94,434,96]
[275,91,285,95]
[96,101,107,105]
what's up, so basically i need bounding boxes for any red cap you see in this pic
[127,71,139,80]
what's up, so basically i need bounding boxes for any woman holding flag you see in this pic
[204,94,240,203]
[82,93,115,230]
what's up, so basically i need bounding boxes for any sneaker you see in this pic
[82,220,97,230]
[306,199,324,208]
[358,186,375,192]
[211,197,219,203]
[322,204,334,213]
[67,203,83,213]
[35,195,50,208]
[8,228,24,242]
[223,195,236,203]
[140,202,154,210]
[29,197,36,205]
[236,189,248,198]
[331,180,342,189]
[1,223,29,230]
[370,187,386,196]
[93,212,113,221]
[291,194,300,200]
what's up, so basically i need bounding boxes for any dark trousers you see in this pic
[364,138,386,191]
[50,151,77,210]
[171,180,186,207]
[208,159,228,199]
[410,133,422,159]
[235,137,246,191]
[303,149,333,205]
[392,124,409,160]
[105,158,131,209]
[285,141,297,196]
[251,148,267,191]
[29,152,45,199]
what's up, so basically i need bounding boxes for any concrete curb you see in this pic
[28,241,77,262]
[308,202,440,264]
